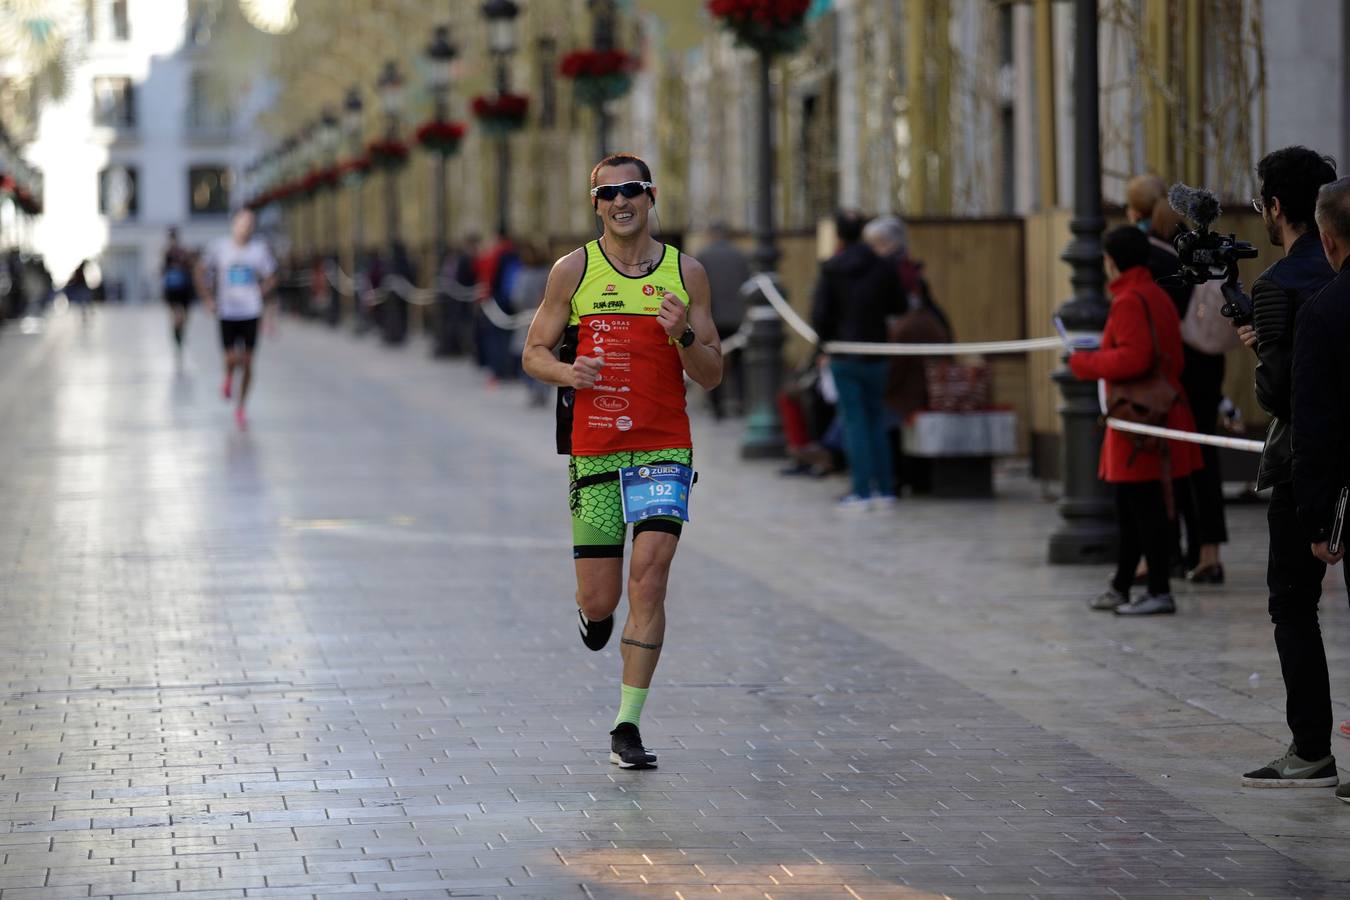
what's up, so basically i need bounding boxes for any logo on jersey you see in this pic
[641,284,666,297]
[594,299,624,310]
[616,416,633,432]
[602,283,618,296]
[595,396,629,412]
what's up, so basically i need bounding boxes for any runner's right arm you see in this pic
[522,249,601,389]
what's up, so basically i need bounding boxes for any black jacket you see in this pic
[1291,262,1350,540]
[810,243,904,353]
[1251,231,1337,488]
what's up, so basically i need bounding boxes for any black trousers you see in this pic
[1180,351,1229,559]
[708,325,744,419]
[1267,482,1334,759]
[1113,481,1173,596]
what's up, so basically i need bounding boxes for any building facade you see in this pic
[24,0,268,301]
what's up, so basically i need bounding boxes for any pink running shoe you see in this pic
[1338,721,1350,739]
[234,407,247,430]
[221,375,233,400]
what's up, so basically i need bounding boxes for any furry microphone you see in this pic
[1168,183,1222,228]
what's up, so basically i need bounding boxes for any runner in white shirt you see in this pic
[195,209,278,429]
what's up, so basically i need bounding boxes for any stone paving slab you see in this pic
[0,309,1347,899]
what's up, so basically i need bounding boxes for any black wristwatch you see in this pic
[677,326,696,349]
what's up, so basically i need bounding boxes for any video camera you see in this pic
[1166,183,1260,323]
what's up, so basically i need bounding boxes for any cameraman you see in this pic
[1292,180,1350,794]
[1237,147,1340,789]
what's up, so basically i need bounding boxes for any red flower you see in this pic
[414,119,467,144]
[339,154,373,177]
[560,48,639,79]
[472,93,530,121]
[366,138,410,159]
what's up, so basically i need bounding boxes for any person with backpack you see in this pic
[1147,198,1233,583]
[162,228,196,355]
[1070,226,1203,616]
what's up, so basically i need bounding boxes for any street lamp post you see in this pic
[318,108,342,326]
[482,0,519,238]
[426,24,458,357]
[589,0,616,162]
[343,87,366,333]
[376,60,407,344]
[1048,0,1115,563]
[740,49,786,459]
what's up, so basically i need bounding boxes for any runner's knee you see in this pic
[577,585,621,621]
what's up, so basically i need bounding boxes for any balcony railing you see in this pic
[184,107,235,141]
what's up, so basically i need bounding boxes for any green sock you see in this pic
[614,683,649,729]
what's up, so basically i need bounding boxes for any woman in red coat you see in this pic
[1069,226,1204,615]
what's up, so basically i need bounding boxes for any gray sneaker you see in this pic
[1114,592,1176,616]
[1089,588,1128,611]
[1242,744,1338,788]
[1336,782,1350,803]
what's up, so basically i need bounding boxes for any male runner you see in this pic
[196,208,277,429]
[162,227,195,356]
[522,154,722,769]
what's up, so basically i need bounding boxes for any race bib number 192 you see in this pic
[618,463,693,523]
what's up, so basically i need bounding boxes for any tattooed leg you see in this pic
[622,530,677,688]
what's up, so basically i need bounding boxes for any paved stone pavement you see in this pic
[1,307,1349,900]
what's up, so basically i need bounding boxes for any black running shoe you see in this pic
[578,610,613,651]
[609,722,657,769]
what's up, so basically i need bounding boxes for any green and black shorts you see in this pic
[569,448,693,559]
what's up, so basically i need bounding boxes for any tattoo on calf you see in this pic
[621,637,663,650]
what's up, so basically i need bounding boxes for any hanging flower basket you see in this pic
[560,49,639,106]
[367,138,411,171]
[707,0,812,56]
[471,93,530,137]
[301,166,340,197]
[275,181,302,206]
[338,154,373,184]
[414,119,468,157]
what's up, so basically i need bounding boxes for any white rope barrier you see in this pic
[322,260,499,313]
[741,272,1268,454]
[823,336,1065,356]
[1105,418,1265,453]
[742,273,819,345]
[479,298,536,330]
[313,264,1272,456]
[742,273,1062,356]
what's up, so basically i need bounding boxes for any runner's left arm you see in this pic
[663,257,722,391]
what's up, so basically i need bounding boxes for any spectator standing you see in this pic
[453,234,482,359]
[1235,148,1340,789]
[863,215,952,494]
[695,222,751,419]
[1146,195,1229,582]
[476,231,517,383]
[1291,178,1350,803]
[811,210,905,511]
[64,258,93,320]
[1070,226,1202,616]
[510,241,552,406]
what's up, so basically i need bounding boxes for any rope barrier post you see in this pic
[1048,0,1116,565]
[741,296,787,459]
[740,47,786,460]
